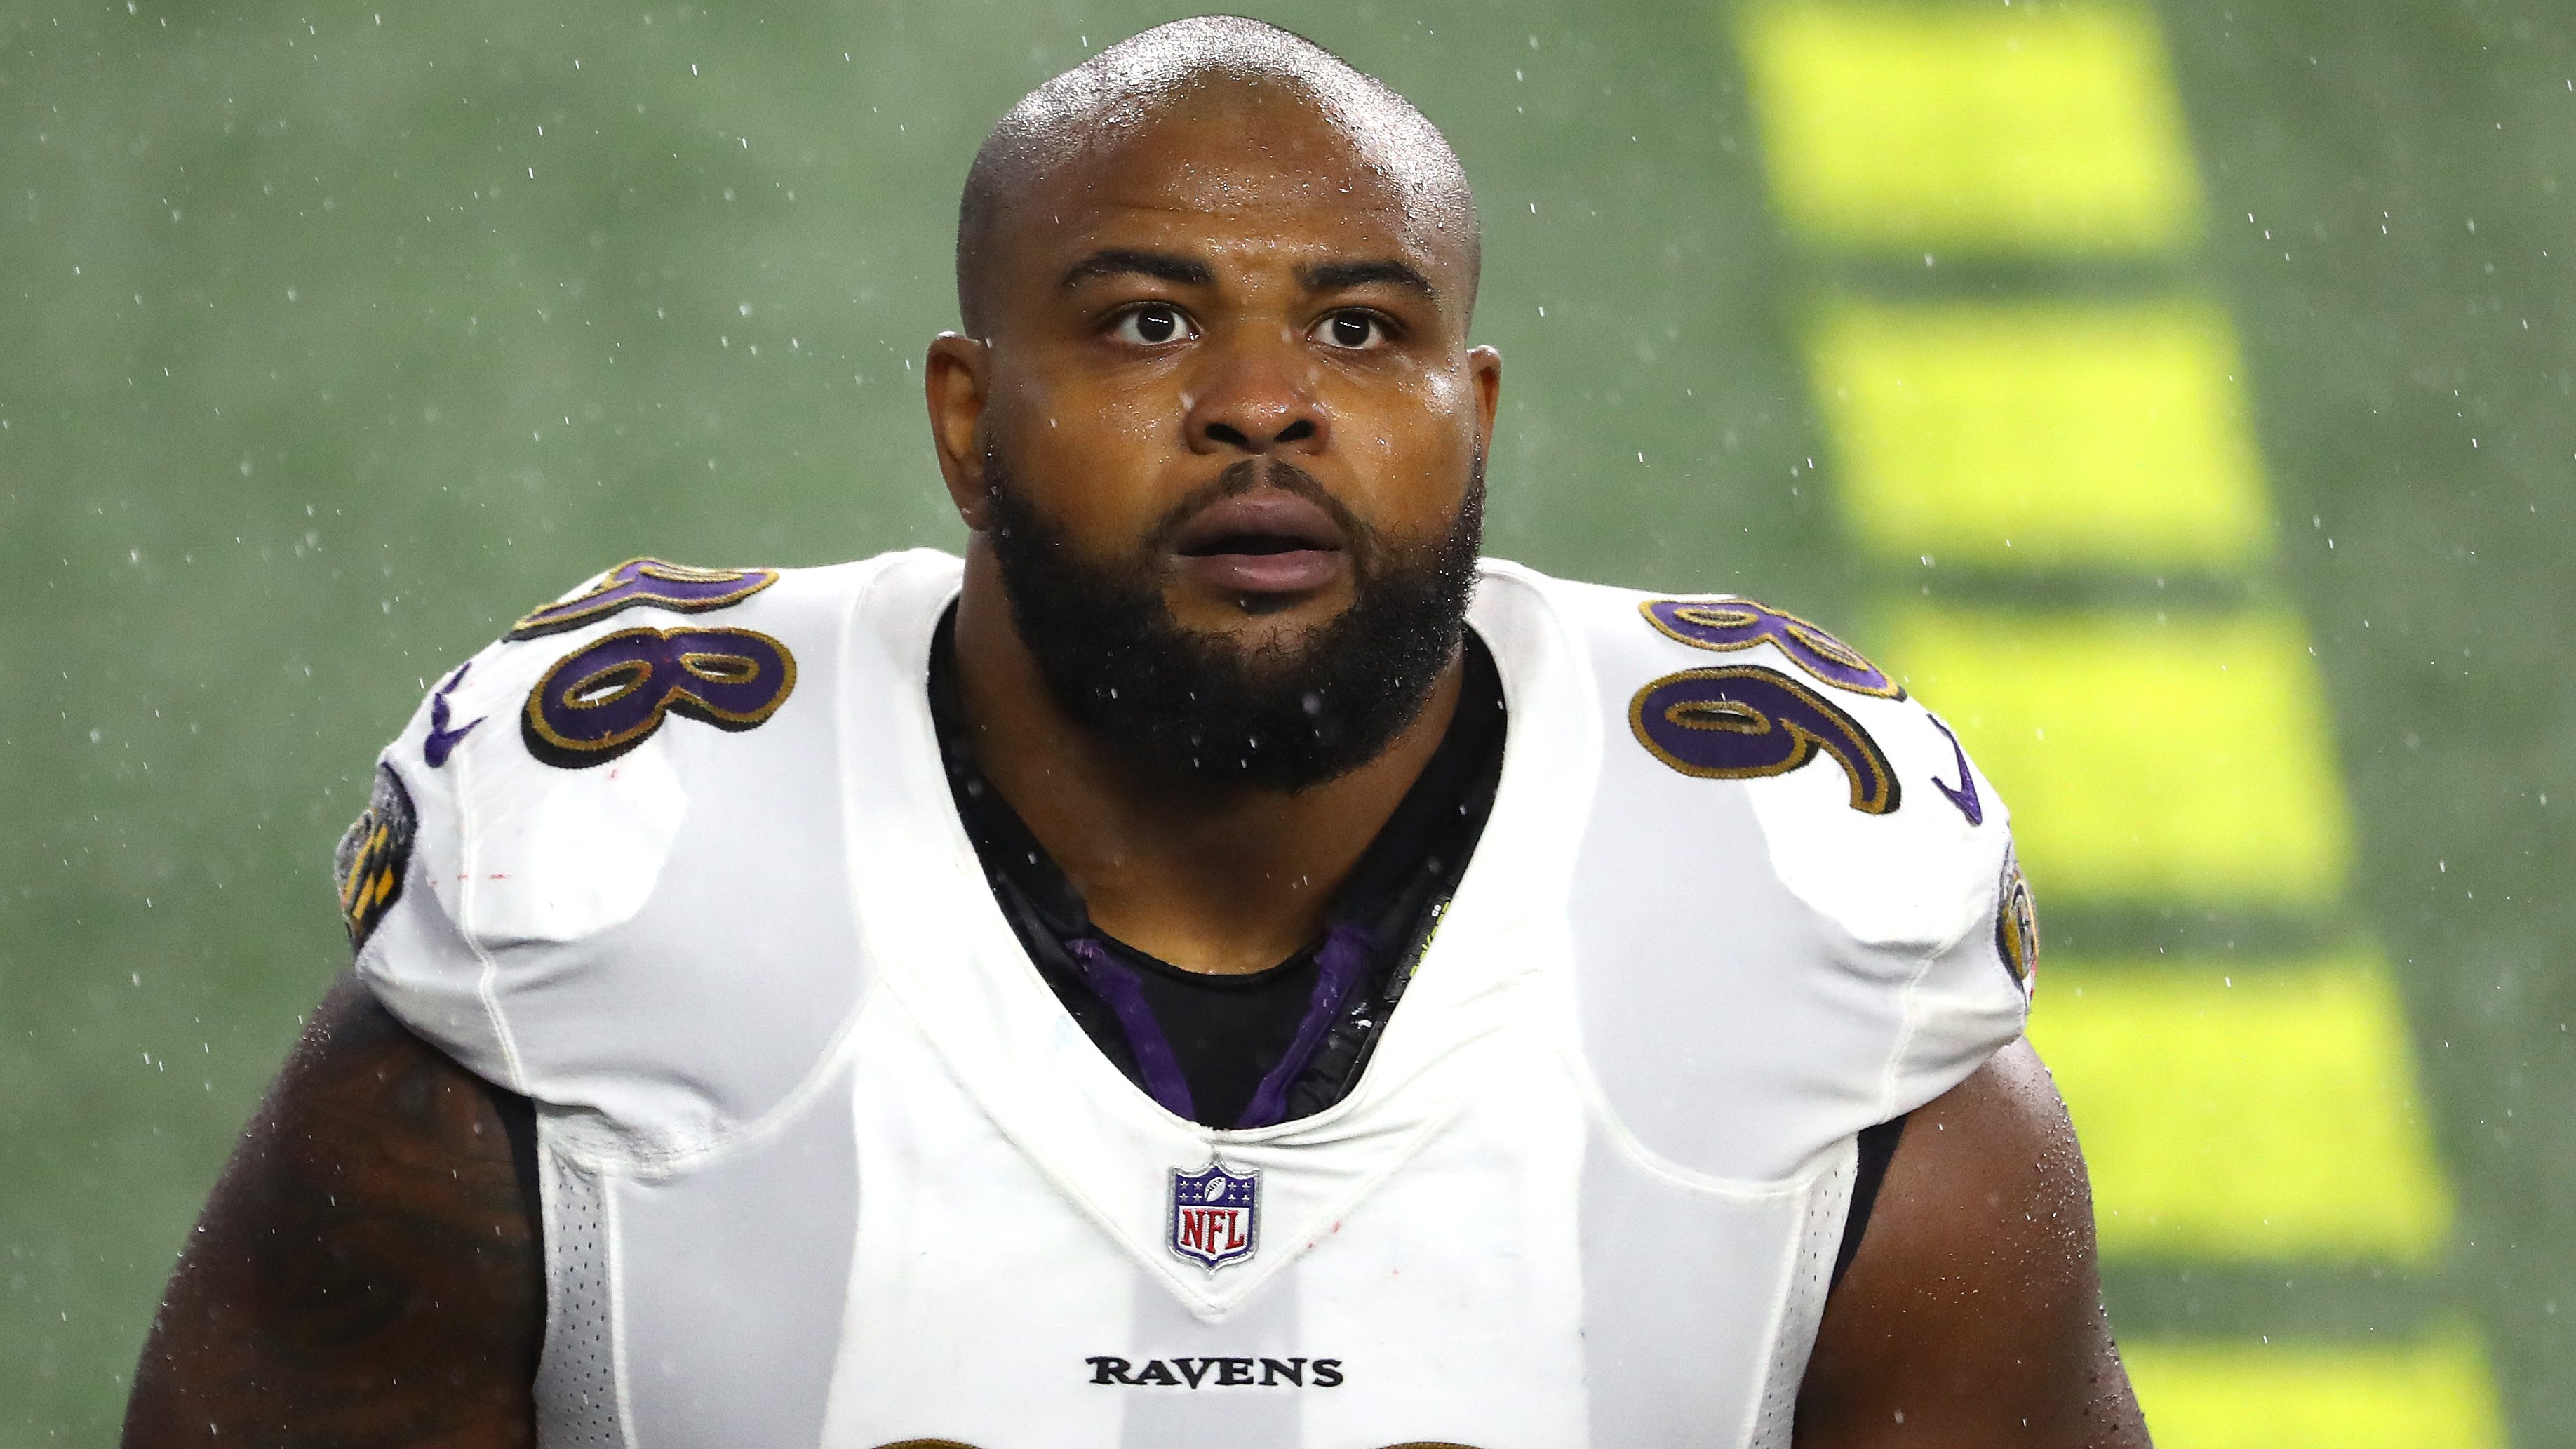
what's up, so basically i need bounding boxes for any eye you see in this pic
[1108,302,1196,347]
[1312,309,1394,352]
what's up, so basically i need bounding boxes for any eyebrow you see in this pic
[1057,248,1443,304]
[1059,248,1214,291]
[1299,259,1440,302]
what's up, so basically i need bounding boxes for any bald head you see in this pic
[956,16,1479,336]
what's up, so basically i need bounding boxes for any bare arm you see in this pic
[124,969,544,1447]
[1795,1038,2151,1448]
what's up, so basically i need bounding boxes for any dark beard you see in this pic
[983,450,1484,792]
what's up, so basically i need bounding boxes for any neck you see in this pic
[950,538,1464,975]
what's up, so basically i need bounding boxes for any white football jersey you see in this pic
[351,549,2030,1449]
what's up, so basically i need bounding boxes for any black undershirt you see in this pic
[926,609,1901,1286]
[1837,1115,1907,1286]
[1118,952,1318,1131]
[930,609,1506,1130]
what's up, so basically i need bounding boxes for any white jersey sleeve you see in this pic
[343,555,898,1171]
[1524,569,2033,1182]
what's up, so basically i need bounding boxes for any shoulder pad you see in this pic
[348,554,913,1163]
[1572,580,2015,956]
[1512,565,2031,1178]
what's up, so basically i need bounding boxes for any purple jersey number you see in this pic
[1630,665,1900,814]
[522,626,796,768]
[1640,597,1900,699]
[507,558,779,641]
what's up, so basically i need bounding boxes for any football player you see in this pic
[128,18,2147,1447]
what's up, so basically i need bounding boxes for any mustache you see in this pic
[1140,458,1376,563]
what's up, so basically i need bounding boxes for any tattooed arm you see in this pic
[124,970,544,1447]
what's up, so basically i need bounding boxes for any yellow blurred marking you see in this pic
[1812,302,2272,569]
[1739,2,2199,251]
[1883,606,2349,903]
[2123,1330,2504,1448]
[2031,953,2452,1260]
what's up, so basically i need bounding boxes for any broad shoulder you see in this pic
[1496,565,2021,959]
[1487,565,2035,1177]
[341,554,928,1157]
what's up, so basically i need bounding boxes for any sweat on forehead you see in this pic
[955,15,1479,334]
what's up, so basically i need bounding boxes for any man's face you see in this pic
[958,89,1496,644]
[932,88,1501,786]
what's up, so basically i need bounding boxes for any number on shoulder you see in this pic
[1629,596,1901,814]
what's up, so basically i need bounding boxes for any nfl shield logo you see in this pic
[1167,1161,1260,1273]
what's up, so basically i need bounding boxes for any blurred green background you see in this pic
[3,0,2569,1442]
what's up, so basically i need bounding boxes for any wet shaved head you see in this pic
[956,15,1479,335]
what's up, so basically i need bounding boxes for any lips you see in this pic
[1169,489,1349,596]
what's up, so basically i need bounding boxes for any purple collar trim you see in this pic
[1233,921,1374,1130]
[1066,923,1377,1130]
[1064,938,1196,1121]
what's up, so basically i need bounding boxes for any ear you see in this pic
[1467,344,1504,460]
[925,332,993,529]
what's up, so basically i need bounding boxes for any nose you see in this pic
[1183,333,1330,456]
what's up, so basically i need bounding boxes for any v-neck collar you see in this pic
[925,604,1510,1131]
[833,551,1598,1318]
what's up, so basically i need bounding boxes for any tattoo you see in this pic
[124,971,543,1446]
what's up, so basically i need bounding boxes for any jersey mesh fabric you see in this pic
[532,1142,625,1447]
